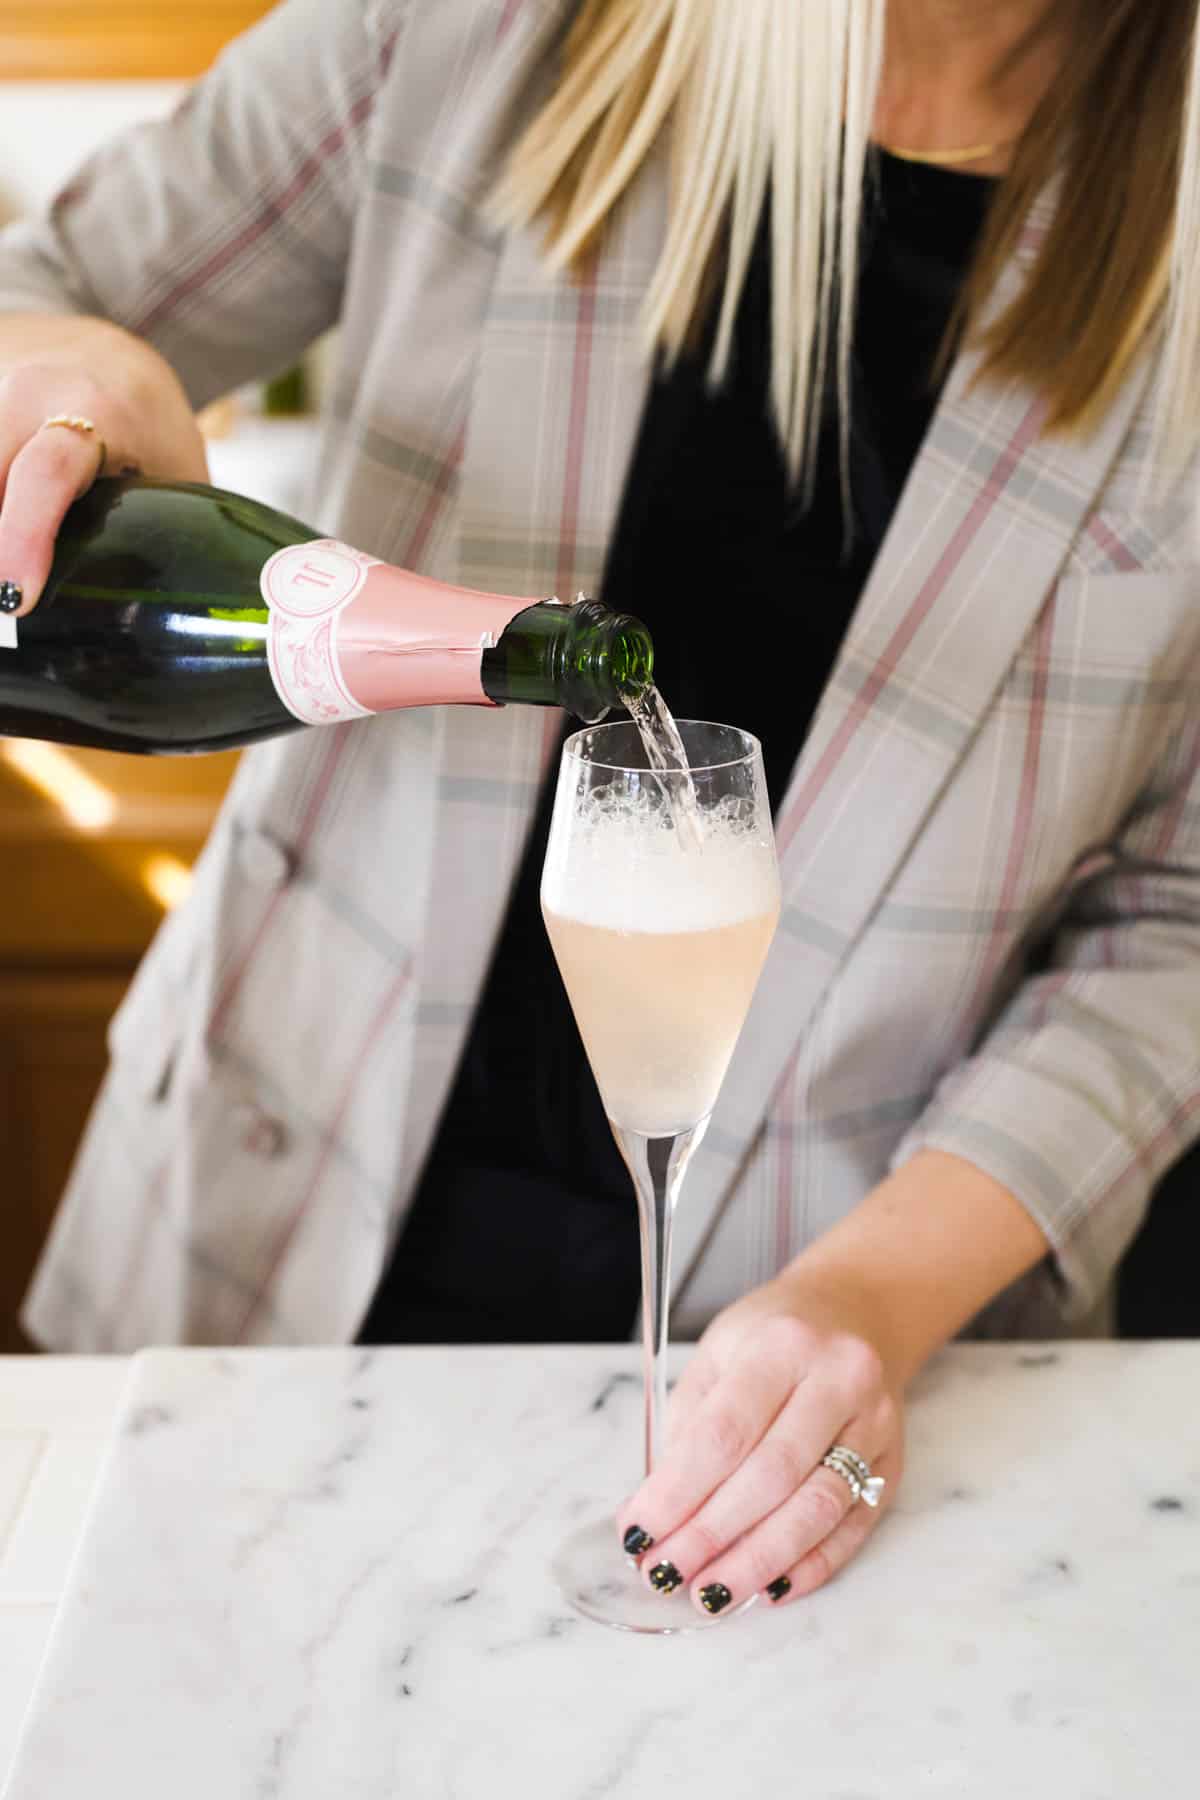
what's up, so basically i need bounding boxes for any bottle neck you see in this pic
[260,541,540,721]
[481,598,654,721]
[259,539,652,724]
[335,564,539,711]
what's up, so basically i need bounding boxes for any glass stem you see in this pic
[611,1120,709,1476]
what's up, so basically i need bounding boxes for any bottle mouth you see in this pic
[608,614,654,699]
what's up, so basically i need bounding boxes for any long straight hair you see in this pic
[494,0,1199,486]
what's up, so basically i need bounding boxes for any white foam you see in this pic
[542,800,779,934]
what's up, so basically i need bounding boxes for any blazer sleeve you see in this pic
[891,702,1200,1320]
[0,0,409,407]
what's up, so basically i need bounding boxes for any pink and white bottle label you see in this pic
[262,541,377,727]
[260,539,536,723]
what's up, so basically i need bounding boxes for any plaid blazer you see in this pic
[5,0,1200,1351]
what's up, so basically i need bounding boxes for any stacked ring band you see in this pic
[822,1443,887,1509]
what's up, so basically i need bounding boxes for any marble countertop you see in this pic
[0,1357,129,1789]
[2,1342,1198,1798]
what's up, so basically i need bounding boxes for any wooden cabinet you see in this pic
[0,748,238,1350]
[0,973,128,1351]
[0,2,275,79]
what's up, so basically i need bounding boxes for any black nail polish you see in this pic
[699,1583,732,1615]
[0,582,22,613]
[623,1525,655,1557]
[648,1561,683,1595]
[766,1576,792,1604]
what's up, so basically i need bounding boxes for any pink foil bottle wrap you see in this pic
[260,540,535,725]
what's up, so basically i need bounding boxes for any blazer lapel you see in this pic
[391,147,667,1214]
[672,236,1156,1301]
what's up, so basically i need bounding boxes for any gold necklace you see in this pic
[879,139,1015,168]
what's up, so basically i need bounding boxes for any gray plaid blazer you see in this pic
[4,0,1199,1351]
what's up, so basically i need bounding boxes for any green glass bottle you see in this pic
[0,478,653,754]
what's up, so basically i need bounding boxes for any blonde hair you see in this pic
[494,0,1199,486]
[1155,2,1200,473]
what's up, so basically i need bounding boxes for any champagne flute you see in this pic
[542,719,780,1633]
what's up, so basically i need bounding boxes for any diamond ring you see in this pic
[822,1443,887,1509]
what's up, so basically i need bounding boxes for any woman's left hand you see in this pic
[616,1276,905,1616]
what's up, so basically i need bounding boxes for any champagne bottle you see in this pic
[0,478,654,754]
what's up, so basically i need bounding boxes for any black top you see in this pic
[356,153,996,1347]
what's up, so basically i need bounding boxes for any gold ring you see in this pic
[42,413,97,437]
[41,414,107,477]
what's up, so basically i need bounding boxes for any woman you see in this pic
[1,0,1198,1618]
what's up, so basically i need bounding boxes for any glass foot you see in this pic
[552,1516,758,1635]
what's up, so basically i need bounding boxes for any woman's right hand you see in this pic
[0,319,209,618]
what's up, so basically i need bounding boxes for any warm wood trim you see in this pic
[0,3,275,80]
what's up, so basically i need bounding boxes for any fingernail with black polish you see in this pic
[698,1582,732,1615]
[0,582,23,613]
[766,1576,792,1604]
[623,1525,655,1557]
[648,1561,683,1595]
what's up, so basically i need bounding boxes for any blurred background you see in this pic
[0,2,322,1349]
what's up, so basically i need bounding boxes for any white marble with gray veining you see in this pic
[4,1342,1198,1799]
